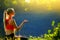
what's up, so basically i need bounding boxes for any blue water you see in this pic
[14,11,60,37]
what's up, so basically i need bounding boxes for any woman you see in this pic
[3,8,28,40]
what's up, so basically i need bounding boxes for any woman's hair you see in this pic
[6,8,15,15]
[3,8,15,24]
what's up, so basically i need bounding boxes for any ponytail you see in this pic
[3,10,7,32]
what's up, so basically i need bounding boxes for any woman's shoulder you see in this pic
[12,18,15,20]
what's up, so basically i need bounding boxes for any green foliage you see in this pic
[51,20,55,27]
[48,30,51,34]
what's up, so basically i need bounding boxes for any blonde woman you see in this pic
[3,8,28,40]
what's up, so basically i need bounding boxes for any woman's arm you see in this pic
[17,20,28,30]
[12,19,28,31]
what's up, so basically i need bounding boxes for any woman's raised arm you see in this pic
[12,19,28,31]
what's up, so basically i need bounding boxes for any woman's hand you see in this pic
[23,19,28,23]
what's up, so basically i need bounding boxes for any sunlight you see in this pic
[12,0,17,5]
[25,0,30,3]
[18,0,60,12]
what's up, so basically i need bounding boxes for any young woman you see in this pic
[3,8,28,40]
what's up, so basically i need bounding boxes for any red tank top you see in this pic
[5,17,15,31]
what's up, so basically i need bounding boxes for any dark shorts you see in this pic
[5,33,14,40]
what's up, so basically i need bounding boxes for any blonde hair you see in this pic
[6,8,15,15]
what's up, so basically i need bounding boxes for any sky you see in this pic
[0,0,60,37]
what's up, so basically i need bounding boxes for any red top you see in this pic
[5,17,15,31]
